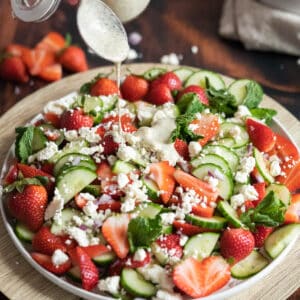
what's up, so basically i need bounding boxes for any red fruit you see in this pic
[284,194,300,224]
[31,252,71,275]
[0,56,29,83]
[173,220,209,236]
[246,118,276,152]
[4,164,18,184]
[98,199,121,212]
[189,114,220,146]
[279,161,300,192]
[32,226,67,255]
[59,108,93,130]
[44,112,61,128]
[252,182,266,207]
[36,32,66,53]
[97,161,114,181]
[177,85,209,105]
[8,185,48,232]
[41,162,54,175]
[147,83,173,105]
[102,135,119,155]
[38,63,62,82]
[253,226,273,248]
[149,161,176,204]
[59,46,88,73]
[220,228,255,264]
[192,204,215,218]
[74,193,88,209]
[173,256,231,298]
[5,44,30,57]
[90,78,119,96]
[102,214,131,259]
[125,251,151,268]
[60,236,77,250]
[152,71,182,91]
[121,75,149,101]
[98,114,137,135]
[156,234,183,259]
[80,244,111,258]
[274,133,300,162]
[174,139,189,161]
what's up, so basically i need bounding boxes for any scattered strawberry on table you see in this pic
[2,66,300,299]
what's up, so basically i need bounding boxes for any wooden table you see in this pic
[0,1,299,299]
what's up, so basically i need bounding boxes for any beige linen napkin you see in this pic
[219,0,300,56]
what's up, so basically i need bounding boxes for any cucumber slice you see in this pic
[92,251,116,266]
[191,154,231,176]
[220,123,249,148]
[112,160,136,174]
[173,67,194,83]
[38,123,64,146]
[32,127,47,152]
[54,152,96,176]
[82,184,101,196]
[217,201,245,228]
[135,202,162,218]
[192,163,233,200]
[203,145,239,173]
[15,222,34,243]
[266,183,291,207]
[185,70,225,90]
[51,208,81,235]
[66,266,81,283]
[185,214,227,230]
[183,232,220,260]
[215,137,235,147]
[143,67,166,81]
[151,242,169,265]
[121,268,156,297]
[56,166,97,204]
[142,177,159,200]
[231,250,269,279]
[83,96,103,114]
[264,224,300,259]
[253,148,274,184]
[135,101,157,126]
[101,95,118,112]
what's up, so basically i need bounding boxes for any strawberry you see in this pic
[74,193,88,209]
[149,161,176,204]
[60,236,78,251]
[146,83,173,105]
[59,46,88,73]
[189,114,220,146]
[80,244,111,259]
[152,71,182,91]
[253,226,273,248]
[192,204,215,218]
[173,220,209,236]
[0,56,29,83]
[59,108,94,130]
[98,198,121,212]
[32,226,67,255]
[156,234,183,259]
[90,78,119,96]
[44,112,61,128]
[36,32,66,53]
[252,182,266,207]
[177,85,209,105]
[41,162,54,175]
[173,256,230,298]
[284,194,300,224]
[102,214,131,259]
[8,184,48,231]
[121,75,149,101]
[174,138,189,161]
[220,228,255,264]
[38,63,62,82]
[273,133,300,162]
[5,44,30,57]
[173,169,219,203]
[96,161,114,181]
[246,118,276,152]
[31,252,71,275]
[278,161,300,192]
[102,135,119,155]
[4,164,18,184]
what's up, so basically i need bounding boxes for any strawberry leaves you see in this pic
[3,176,48,193]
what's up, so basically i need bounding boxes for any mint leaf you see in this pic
[176,93,206,114]
[250,108,277,125]
[15,126,35,163]
[243,81,263,109]
[127,215,163,252]
[240,191,286,231]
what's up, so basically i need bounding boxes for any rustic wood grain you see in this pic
[0,64,299,300]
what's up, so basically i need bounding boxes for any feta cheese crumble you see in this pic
[51,249,69,267]
[98,276,120,295]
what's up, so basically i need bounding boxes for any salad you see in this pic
[2,66,300,300]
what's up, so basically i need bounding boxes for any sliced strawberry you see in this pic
[250,167,265,184]
[38,63,62,82]
[173,256,230,298]
[173,169,218,203]
[74,193,88,209]
[36,32,66,53]
[149,161,176,204]
[5,44,30,57]
[253,226,273,248]
[59,108,94,130]
[274,133,300,162]
[252,182,266,207]
[173,220,209,236]
[192,204,214,218]
[177,85,209,105]
[98,114,137,134]
[151,71,182,91]
[0,56,29,83]
[31,252,71,275]
[174,138,189,161]
[97,161,114,181]
[102,214,131,259]
[80,244,111,258]
[40,162,54,175]
[156,234,183,259]
[190,114,220,146]
[98,199,121,212]
[4,164,18,184]
[125,251,151,268]
[146,83,173,105]
[246,118,276,152]
[278,161,300,192]
[121,75,149,101]
[284,194,300,224]
[90,78,120,96]
[102,135,119,155]
[59,46,88,73]
[44,112,61,128]
[59,236,78,251]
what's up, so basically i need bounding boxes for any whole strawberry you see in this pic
[146,83,173,105]
[60,108,93,130]
[0,56,29,83]
[121,75,149,101]
[151,71,182,91]
[8,184,48,232]
[59,45,88,72]
[177,85,209,105]
[90,78,119,96]
[253,226,273,248]
[220,228,254,264]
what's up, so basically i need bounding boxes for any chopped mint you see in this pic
[250,108,277,125]
[243,81,263,109]
[15,126,35,163]
[176,93,206,114]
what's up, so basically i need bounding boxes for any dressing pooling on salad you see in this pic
[2,66,300,299]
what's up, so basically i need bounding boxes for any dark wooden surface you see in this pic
[0,0,299,299]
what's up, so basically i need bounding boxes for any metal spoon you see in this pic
[77,0,130,63]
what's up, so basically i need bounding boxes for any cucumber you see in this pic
[142,177,159,200]
[266,183,291,207]
[92,251,116,266]
[203,145,239,173]
[220,123,249,148]
[38,123,64,146]
[185,70,225,90]
[51,208,81,235]
[151,242,169,265]
[215,137,235,147]
[191,154,231,176]
[101,95,118,112]
[217,201,245,228]
[185,214,227,230]
[66,266,81,283]
[82,184,101,196]
[135,202,162,218]
[15,222,34,243]
[231,250,269,279]
[56,166,97,204]
[183,232,220,260]
[143,67,166,81]
[173,67,194,83]
[53,152,96,176]
[121,268,156,297]
[162,225,173,234]
[253,148,274,184]
[112,160,136,174]
[264,224,300,259]
[192,163,233,200]
[135,101,156,126]
[32,127,47,152]
[83,96,103,124]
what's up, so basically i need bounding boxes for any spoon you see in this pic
[77,0,130,63]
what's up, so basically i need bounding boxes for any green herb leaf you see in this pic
[127,215,163,252]
[15,126,35,163]
[4,177,44,193]
[176,93,206,114]
[65,33,72,48]
[250,108,277,125]
[243,81,264,109]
